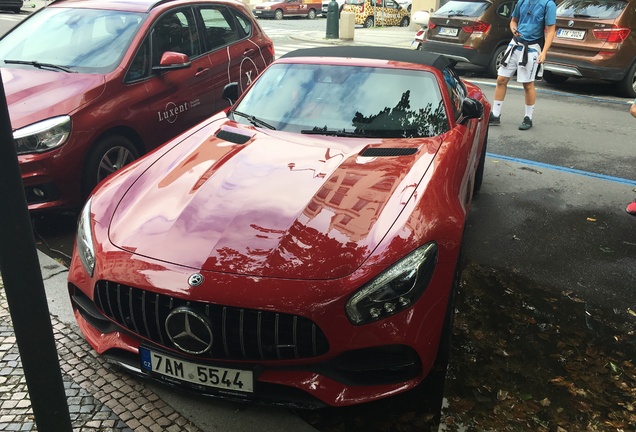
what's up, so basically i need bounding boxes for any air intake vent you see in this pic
[361,148,418,157]
[216,129,252,144]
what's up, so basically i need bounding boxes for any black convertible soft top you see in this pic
[280,46,454,71]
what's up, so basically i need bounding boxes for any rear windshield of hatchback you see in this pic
[434,0,490,17]
[556,0,627,19]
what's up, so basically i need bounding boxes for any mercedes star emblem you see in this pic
[165,307,213,354]
[188,273,204,287]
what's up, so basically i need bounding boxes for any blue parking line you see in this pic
[487,153,636,187]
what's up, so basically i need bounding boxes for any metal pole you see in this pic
[0,71,73,431]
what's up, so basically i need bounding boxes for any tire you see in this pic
[307,8,316,19]
[363,16,374,28]
[400,17,410,27]
[542,70,569,84]
[473,128,488,194]
[433,263,461,372]
[82,135,139,197]
[486,45,507,78]
[274,9,283,20]
[13,7,21,13]
[617,61,636,98]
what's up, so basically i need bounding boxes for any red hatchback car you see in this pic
[68,46,490,407]
[0,0,274,212]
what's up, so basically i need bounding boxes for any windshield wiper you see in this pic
[301,128,371,137]
[4,60,76,73]
[232,110,276,130]
[447,13,468,17]
[573,13,596,18]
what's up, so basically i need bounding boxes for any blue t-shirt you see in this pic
[513,0,557,42]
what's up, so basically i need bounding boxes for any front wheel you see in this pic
[82,134,139,198]
[400,17,410,27]
[363,16,374,28]
[274,9,283,20]
[617,61,636,98]
[307,8,316,19]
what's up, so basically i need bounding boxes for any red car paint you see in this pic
[68,47,491,407]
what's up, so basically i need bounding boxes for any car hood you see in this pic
[108,120,441,279]
[1,67,105,130]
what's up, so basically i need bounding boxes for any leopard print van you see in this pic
[342,0,410,28]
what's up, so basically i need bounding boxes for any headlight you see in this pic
[77,198,96,277]
[13,116,71,154]
[346,242,438,325]
[264,6,271,9]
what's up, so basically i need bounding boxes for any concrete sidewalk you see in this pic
[289,26,416,49]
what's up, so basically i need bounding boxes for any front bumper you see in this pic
[253,9,276,18]
[67,245,455,407]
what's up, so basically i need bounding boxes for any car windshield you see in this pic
[556,0,627,19]
[232,63,449,138]
[0,7,145,74]
[345,0,365,5]
[434,0,490,17]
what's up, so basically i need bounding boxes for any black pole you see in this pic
[0,71,73,431]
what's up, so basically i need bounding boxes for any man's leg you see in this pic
[519,81,536,130]
[490,75,510,125]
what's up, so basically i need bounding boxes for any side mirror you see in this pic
[458,98,484,125]
[222,82,239,105]
[152,51,191,72]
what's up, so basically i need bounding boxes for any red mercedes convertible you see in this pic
[68,46,491,407]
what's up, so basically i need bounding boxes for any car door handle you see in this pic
[243,49,255,57]
[195,67,210,77]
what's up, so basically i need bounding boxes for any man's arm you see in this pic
[630,100,636,118]
[539,24,555,63]
[510,17,521,37]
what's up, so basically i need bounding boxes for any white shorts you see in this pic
[497,41,541,83]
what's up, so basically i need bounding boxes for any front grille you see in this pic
[94,280,329,361]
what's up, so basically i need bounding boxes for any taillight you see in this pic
[593,27,630,43]
[462,21,491,34]
[416,29,425,37]
[429,21,437,29]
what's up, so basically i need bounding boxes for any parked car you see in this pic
[252,0,322,19]
[321,0,345,16]
[342,0,411,27]
[0,0,22,14]
[543,0,636,97]
[417,0,519,77]
[67,45,490,407]
[0,0,274,212]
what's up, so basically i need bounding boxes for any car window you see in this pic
[442,67,467,119]
[233,10,253,36]
[556,0,627,19]
[0,8,143,73]
[151,9,200,64]
[234,63,449,138]
[345,0,365,5]
[199,6,242,51]
[435,0,490,17]
[497,1,517,18]
[125,38,150,82]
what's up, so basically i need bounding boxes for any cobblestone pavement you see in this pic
[0,280,202,432]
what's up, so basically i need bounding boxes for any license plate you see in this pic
[254,10,262,14]
[140,347,254,393]
[557,28,585,40]
[438,27,459,37]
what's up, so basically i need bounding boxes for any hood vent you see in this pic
[361,147,418,157]
[215,129,253,145]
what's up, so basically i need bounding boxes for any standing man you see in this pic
[488,0,557,130]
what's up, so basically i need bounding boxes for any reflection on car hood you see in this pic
[1,67,105,129]
[109,120,441,279]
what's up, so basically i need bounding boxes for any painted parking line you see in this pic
[487,153,636,187]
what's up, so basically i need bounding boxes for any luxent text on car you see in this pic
[68,46,490,407]
[0,0,274,212]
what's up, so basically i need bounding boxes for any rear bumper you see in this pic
[544,56,631,82]
[420,40,491,68]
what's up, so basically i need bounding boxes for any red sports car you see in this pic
[0,0,273,212]
[68,46,490,407]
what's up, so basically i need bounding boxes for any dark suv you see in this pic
[420,0,518,77]
[544,0,636,97]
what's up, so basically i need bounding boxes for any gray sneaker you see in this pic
[519,116,533,130]
[489,112,500,125]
